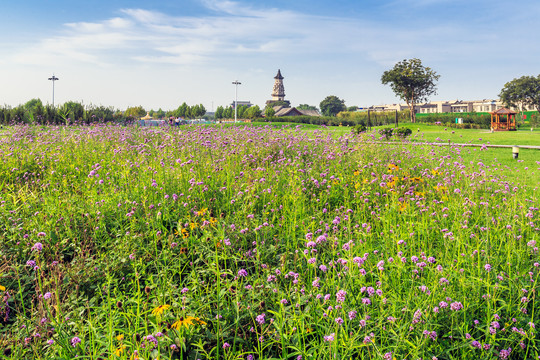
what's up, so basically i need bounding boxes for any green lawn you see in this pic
[406,123,540,145]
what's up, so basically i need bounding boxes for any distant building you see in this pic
[366,99,536,114]
[230,101,253,109]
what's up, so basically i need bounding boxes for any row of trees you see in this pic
[0,99,123,125]
[214,105,262,119]
[0,99,210,125]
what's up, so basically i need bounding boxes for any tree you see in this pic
[156,108,165,119]
[381,58,440,123]
[347,106,358,112]
[265,106,275,118]
[246,105,261,119]
[125,106,146,119]
[499,75,540,113]
[215,106,224,119]
[176,102,188,118]
[63,101,85,121]
[297,104,318,111]
[320,96,346,117]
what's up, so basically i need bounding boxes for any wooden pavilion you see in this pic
[490,108,517,131]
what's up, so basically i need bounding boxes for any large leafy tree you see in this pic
[381,58,440,123]
[319,96,346,117]
[125,106,146,119]
[499,75,540,112]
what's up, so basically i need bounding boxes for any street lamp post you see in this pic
[232,80,241,123]
[48,74,59,107]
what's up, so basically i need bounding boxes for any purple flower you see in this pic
[31,242,43,252]
[348,310,357,320]
[238,269,248,277]
[336,289,346,303]
[222,342,230,349]
[256,313,266,325]
[37,232,46,237]
[335,317,344,325]
[484,264,492,272]
[181,287,189,294]
[362,298,371,305]
[43,292,52,299]
[26,260,36,267]
[450,301,463,311]
[324,333,335,342]
[71,336,81,347]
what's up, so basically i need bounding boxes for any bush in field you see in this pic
[352,123,367,134]
[393,127,412,138]
[378,127,393,139]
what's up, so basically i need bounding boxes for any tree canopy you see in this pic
[297,104,318,111]
[499,75,540,113]
[381,58,440,123]
[124,106,146,119]
[319,96,346,117]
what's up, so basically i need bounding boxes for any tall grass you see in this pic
[0,124,538,359]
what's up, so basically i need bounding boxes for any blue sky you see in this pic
[1,0,539,111]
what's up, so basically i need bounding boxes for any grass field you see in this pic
[0,124,539,359]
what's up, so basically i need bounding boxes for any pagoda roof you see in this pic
[274,69,284,79]
[490,107,517,115]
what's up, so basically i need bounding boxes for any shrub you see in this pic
[352,124,367,134]
[394,127,412,138]
[378,128,393,139]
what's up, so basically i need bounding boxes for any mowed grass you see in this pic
[407,123,540,146]
[0,124,539,360]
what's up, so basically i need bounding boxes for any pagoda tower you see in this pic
[266,69,290,107]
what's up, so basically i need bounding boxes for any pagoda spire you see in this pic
[271,69,285,101]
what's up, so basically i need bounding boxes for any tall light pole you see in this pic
[232,80,241,123]
[48,74,59,107]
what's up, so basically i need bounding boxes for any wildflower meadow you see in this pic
[0,124,539,359]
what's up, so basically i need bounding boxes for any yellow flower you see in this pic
[388,163,399,172]
[151,304,171,317]
[209,217,218,226]
[353,170,360,176]
[172,316,207,329]
[399,202,408,212]
[196,208,208,216]
[434,185,447,192]
[189,222,198,230]
[431,169,440,175]
[115,345,126,356]
[412,177,424,183]
[116,334,124,341]
[355,182,360,189]
[387,178,397,188]
[0,285,5,291]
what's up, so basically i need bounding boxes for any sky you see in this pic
[1,0,539,112]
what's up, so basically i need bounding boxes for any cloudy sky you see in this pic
[1,0,539,111]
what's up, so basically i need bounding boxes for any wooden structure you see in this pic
[490,108,517,131]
